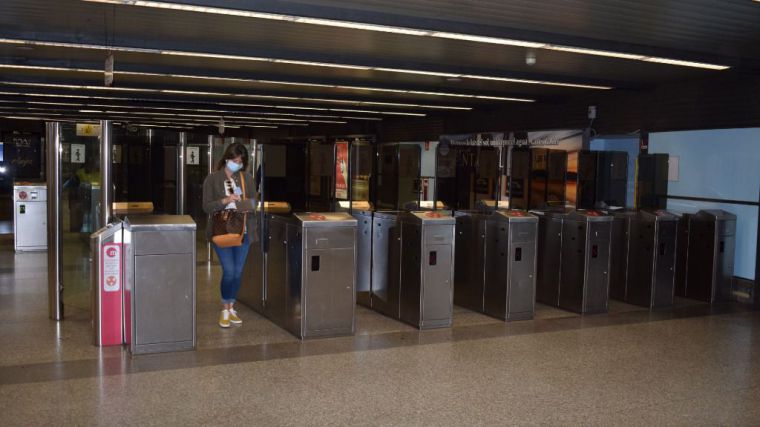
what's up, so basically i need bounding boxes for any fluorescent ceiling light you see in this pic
[0,38,612,89]
[0,90,422,116]
[79,1,730,71]
[0,80,470,110]
[0,63,534,102]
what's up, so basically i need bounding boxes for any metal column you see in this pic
[99,120,113,227]
[46,122,63,320]
[177,132,187,215]
[206,135,214,262]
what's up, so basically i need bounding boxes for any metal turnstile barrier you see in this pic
[558,210,613,314]
[609,210,638,302]
[90,221,125,347]
[453,210,490,313]
[352,209,373,307]
[399,211,455,329]
[483,210,538,321]
[370,211,403,319]
[674,213,693,297]
[238,202,292,314]
[627,210,678,308]
[124,215,197,354]
[243,212,357,339]
[686,209,737,303]
[533,208,573,307]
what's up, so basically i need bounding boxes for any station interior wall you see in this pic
[649,128,760,280]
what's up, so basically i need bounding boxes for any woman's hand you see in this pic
[222,194,241,205]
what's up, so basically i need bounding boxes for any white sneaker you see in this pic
[219,309,231,328]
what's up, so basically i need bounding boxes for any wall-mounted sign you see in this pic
[335,141,348,200]
[186,146,200,165]
[76,123,101,137]
[71,144,86,164]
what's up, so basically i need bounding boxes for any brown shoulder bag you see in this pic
[211,172,247,248]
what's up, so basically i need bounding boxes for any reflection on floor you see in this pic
[1,238,759,425]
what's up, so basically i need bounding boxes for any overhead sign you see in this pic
[71,144,86,164]
[76,123,101,137]
[186,146,200,165]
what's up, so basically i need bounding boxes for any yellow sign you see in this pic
[76,123,101,137]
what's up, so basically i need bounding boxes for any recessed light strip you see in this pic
[0,38,612,89]
[79,0,730,70]
[0,90,427,116]
[0,63,534,102]
[0,80,471,110]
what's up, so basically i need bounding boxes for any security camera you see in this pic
[526,50,536,66]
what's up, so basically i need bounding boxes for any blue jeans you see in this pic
[213,234,250,304]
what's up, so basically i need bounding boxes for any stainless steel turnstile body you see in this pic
[453,210,490,312]
[609,210,638,302]
[124,215,196,354]
[243,213,357,339]
[483,210,538,321]
[558,210,612,314]
[533,208,573,307]
[352,209,374,307]
[626,210,678,308]
[370,211,403,319]
[686,209,736,304]
[674,213,693,297]
[398,211,455,329]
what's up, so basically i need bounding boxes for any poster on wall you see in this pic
[335,141,348,200]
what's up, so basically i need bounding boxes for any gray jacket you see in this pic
[202,169,257,244]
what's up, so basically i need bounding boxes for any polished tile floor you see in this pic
[1,235,759,426]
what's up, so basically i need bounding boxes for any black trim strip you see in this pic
[663,195,760,207]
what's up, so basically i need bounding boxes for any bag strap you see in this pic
[239,172,247,234]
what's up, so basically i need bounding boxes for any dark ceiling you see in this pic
[0,0,758,131]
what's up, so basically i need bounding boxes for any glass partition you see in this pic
[60,123,101,314]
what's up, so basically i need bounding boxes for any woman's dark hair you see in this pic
[216,142,249,171]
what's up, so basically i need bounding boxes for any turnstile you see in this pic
[483,210,538,321]
[352,209,373,307]
[238,202,292,314]
[610,210,678,308]
[533,208,573,306]
[558,210,613,314]
[243,212,357,339]
[123,215,196,354]
[609,210,638,302]
[627,210,678,308]
[686,209,736,303]
[453,210,490,312]
[370,210,403,318]
[674,213,693,297]
[398,211,455,329]
[90,221,124,347]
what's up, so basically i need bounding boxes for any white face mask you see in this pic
[226,160,242,173]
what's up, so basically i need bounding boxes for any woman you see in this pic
[202,142,256,328]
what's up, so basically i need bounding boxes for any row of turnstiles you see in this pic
[238,204,737,339]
